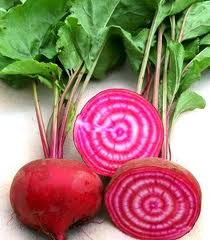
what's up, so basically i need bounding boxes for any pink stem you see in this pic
[58,67,85,158]
[58,63,83,114]
[75,50,102,108]
[49,82,59,158]
[162,16,176,160]
[142,65,151,95]
[142,66,153,100]
[58,49,103,158]
[178,7,191,43]
[32,82,49,158]
[137,11,159,94]
[164,115,170,160]
[153,26,164,109]
[161,49,170,160]
[168,142,172,161]
[166,107,173,161]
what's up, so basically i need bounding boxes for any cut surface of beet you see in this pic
[74,89,163,176]
[105,158,201,240]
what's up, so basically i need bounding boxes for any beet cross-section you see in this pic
[74,89,164,176]
[105,158,201,240]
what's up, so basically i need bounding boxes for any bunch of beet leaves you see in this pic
[0,0,210,239]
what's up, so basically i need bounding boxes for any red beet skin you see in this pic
[74,89,164,176]
[10,159,103,240]
[105,158,201,240]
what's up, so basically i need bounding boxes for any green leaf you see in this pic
[62,17,121,77]
[167,41,185,104]
[64,16,92,68]
[71,0,195,54]
[64,11,150,77]
[71,2,120,68]
[177,1,210,42]
[127,28,151,72]
[69,0,155,76]
[0,0,69,60]
[92,27,151,78]
[134,0,202,78]
[71,0,153,34]
[200,32,210,45]
[39,23,63,60]
[94,26,150,77]
[59,15,110,76]
[56,22,82,70]
[93,31,125,79]
[184,38,200,60]
[0,0,20,10]
[2,76,30,88]
[0,54,14,70]
[172,90,206,125]
[83,26,125,78]
[180,46,210,92]
[37,76,53,89]
[167,0,204,16]
[0,60,61,88]
[107,0,154,32]
[154,0,201,33]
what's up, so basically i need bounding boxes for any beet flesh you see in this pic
[74,89,164,176]
[105,158,201,240]
[10,159,103,240]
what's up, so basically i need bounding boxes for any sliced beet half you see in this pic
[105,158,201,240]
[73,89,164,176]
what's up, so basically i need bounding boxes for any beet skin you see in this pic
[10,159,103,240]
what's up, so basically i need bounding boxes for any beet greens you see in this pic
[130,1,207,160]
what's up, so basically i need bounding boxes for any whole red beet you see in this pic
[10,159,103,240]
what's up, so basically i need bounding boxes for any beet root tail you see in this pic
[55,233,65,240]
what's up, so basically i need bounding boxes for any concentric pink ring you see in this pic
[105,158,202,240]
[73,89,164,176]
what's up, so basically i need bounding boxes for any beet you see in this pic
[105,158,201,240]
[10,159,103,240]
[74,89,164,176]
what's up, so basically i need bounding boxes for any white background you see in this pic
[0,65,209,240]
